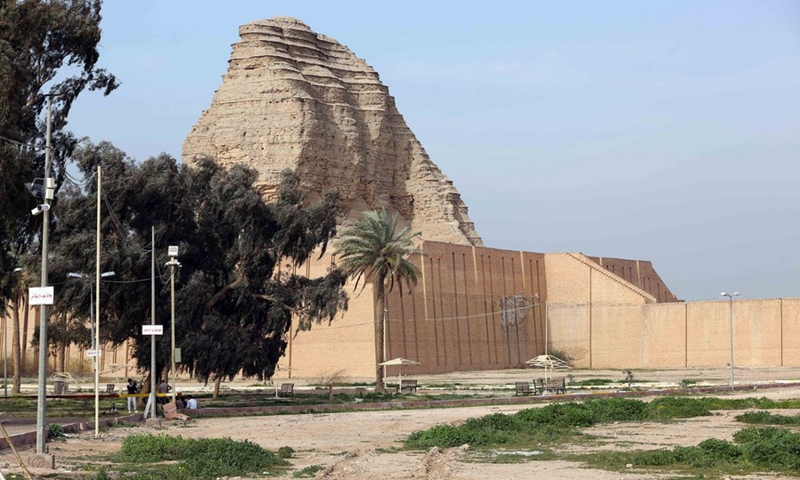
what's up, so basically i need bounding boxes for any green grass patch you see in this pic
[569,378,615,386]
[406,398,649,449]
[405,396,800,452]
[736,410,800,425]
[583,427,800,475]
[111,433,288,479]
[294,465,325,477]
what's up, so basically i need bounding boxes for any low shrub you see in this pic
[570,378,614,386]
[735,427,800,471]
[585,398,647,422]
[589,427,800,475]
[278,445,295,458]
[294,465,325,478]
[736,411,800,425]
[114,434,286,479]
[644,396,712,419]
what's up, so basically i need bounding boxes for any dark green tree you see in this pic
[333,209,423,392]
[53,143,349,396]
[0,0,117,388]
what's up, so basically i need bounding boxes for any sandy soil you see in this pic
[3,367,800,479]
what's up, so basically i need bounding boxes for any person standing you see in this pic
[158,379,171,404]
[126,378,138,413]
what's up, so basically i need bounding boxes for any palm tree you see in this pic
[333,209,424,392]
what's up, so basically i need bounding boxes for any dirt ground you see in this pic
[4,366,800,479]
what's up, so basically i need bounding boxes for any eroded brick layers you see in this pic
[183,17,482,246]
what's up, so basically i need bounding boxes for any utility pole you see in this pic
[35,96,53,455]
[93,165,101,438]
[150,227,156,418]
[166,246,180,403]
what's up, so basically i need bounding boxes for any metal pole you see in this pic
[150,227,156,418]
[729,296,734,388]
[545,302,548,357]
[3,298,7,398]
[89,287,95,373]
[169,261,176,403]
[94,165,101,438]
[382,307,387,383]
[35,95,52,454]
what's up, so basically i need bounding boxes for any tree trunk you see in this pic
[213,376,221,399]
[11,294,21,394]
[22,302,30,362]
[57,313,66,372]
[140,372,152,410]
[57,346,66,373]
[374,278,386,393]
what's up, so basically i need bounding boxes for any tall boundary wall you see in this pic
[548,298,800,369]
[7,242,795,382]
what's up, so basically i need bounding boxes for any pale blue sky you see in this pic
[66,1,800,301]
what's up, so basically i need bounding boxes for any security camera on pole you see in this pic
[166,246,180,403]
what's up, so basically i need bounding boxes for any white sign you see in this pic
[85,349,100,357]
[29,286,54,305]
[142,325,163,335]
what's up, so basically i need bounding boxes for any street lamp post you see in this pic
[68,271,114,438]
[166,246,180,403]
[720,291,740,388]
[34,95,54,455]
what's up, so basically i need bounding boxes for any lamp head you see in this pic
[67,273,83,279]
[720,292,727,297]
[168,245,179,258]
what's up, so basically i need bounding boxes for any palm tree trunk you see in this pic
[11,294,21,394]
[374,279,386,392]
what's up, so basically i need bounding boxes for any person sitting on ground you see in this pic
[126,378,138,413]
[185,395,198,410]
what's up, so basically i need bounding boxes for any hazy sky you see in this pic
[66,1,800,302]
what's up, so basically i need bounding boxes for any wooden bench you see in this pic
[544,378,567,394]
[278,383,294,397]
[514,382,534,396]
[399,379,418,393]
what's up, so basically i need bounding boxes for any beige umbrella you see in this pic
[525,354,570,383]
[378,358,420,392]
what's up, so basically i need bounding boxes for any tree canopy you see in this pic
[0,0,117,391]
[50,142,349,385]
[1,0,117,291]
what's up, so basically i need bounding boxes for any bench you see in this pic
[515,381,534,396]
[278,383,294,397]
[399,379,418,393]
[544,378,567,394]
